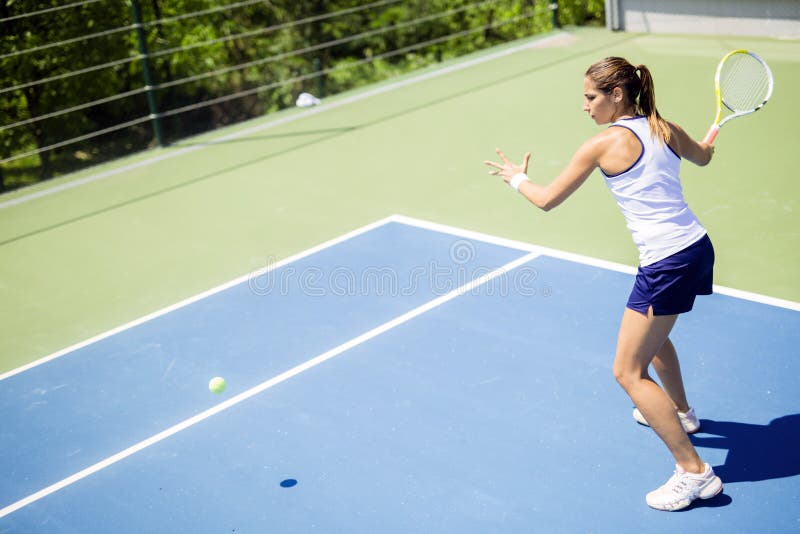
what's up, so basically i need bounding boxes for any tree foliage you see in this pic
[0,0,603,191]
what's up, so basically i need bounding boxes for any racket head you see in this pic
[716,50,774,119]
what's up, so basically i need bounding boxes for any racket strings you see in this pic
[719,53,771,112]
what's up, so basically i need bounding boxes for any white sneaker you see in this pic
[633,406,701,434]
[646,463,723,511]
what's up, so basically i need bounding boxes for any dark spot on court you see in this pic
[280,478,298,488]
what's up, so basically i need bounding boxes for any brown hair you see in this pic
[585,57,671,143]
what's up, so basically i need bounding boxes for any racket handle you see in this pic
[702,125,719,145]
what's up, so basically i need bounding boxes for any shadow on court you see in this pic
[2,34,639,248]
[0,128,352,247]
[675,413,800,512]
[691,413,800,483]
[681,492,733,511]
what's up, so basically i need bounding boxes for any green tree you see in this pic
[0,0,131,184]
[0,0,602,192]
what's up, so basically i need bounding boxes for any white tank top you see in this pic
[602,117,707,266]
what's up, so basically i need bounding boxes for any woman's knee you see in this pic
[613,357,644,392]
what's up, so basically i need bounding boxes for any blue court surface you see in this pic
[1,216,798,533]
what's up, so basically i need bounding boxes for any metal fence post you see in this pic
[550,1,561,29]
[313,57,325,98]
[129,0,165,147]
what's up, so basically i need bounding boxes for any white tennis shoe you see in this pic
[633,406,701,434]
[646,463,723,511]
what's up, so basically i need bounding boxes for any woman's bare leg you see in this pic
[651,338,691,413]
[613,307,704,473]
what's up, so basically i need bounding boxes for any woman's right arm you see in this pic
[484,137,602,212]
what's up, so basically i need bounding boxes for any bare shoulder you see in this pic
[590,126,642,175]
[585,126,634,154]
[594,125,632,142]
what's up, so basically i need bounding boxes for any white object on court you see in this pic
[296,92,321,107]
[632,406,700,433]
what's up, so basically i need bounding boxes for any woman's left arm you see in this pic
[485,137,603,212]
[668,121,714,167]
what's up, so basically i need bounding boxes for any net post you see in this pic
[129,0,165,147]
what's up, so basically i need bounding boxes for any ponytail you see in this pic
[586,57,671,144]
[635,65,671,144]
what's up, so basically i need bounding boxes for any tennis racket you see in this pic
[702,49,774,144]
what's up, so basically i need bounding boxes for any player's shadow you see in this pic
[690,413,800,483]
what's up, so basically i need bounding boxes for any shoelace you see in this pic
[670,477,691,495]
[669,470,705,498]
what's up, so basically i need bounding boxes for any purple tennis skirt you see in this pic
[627,234,715,316]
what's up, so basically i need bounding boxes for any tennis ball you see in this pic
[208,376,226,394]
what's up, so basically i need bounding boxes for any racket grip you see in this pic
[702,125,719,145]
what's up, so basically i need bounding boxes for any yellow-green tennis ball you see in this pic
[208,376,226,394]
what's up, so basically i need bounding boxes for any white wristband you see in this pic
[509,172,529,192]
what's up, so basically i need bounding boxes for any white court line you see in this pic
[0,215,398,381]
[0,250,540,518]
[4,213,797,382]
[390,214,638,275]
[392,214,800,312]
[2,214,797,516]
[0,31,571,210]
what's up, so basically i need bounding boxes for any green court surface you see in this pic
[1,27,798,374]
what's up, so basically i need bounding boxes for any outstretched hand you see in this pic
[484,149,531,184]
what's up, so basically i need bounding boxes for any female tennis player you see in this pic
[484,57,722,511]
